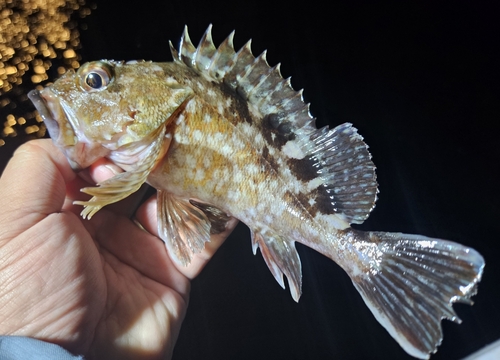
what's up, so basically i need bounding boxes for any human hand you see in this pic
[0,139,237,359]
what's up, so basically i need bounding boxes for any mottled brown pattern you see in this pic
[286,156,318,182]
[309,187,338,216]
[260,145,280,173]
[216,81,253,125]
[261,113,292,149]
[294,190,319,217]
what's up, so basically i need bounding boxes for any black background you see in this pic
[1,1,499,359]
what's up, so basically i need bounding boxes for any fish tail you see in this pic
[341,230,484,359]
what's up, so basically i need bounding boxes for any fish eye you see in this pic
[78,61,114,92]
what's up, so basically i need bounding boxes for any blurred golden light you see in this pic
[63,49,76,58]
[25,124,38,134]
[3,126,15,136]
[1,0,94,144]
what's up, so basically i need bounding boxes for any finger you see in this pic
[0,139,76,240]
[87,209,191,297]
[135,195,239,279]
[87,158,123,183]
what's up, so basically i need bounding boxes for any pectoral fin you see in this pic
[252,230,302,302]
[158,191,231,266]
[75,126,167,219]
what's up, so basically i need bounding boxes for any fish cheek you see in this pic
[78,93,129,141]
[127,86,193,137]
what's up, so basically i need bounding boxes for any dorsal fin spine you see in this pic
[249,63,282,106]
[174,26,315,130]
[169,40,180,62]
[180,26,196,66]
[229,40,255,88]
[280,89,305,113]
[238,52,271,99]
[195,24,216,71]
[242,51,269,84]
[207,31,236,80]
[247,67,273,99]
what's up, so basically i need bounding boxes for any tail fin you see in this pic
[346,230,484,359]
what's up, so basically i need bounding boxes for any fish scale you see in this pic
[28,25,484,359]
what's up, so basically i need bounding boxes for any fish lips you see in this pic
[28,89,82,171]
[28,89,61,142]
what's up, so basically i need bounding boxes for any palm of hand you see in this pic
[0,140,236,359]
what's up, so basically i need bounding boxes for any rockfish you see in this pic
[28,25,484,359]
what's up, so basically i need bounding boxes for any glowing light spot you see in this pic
[3,126,15,135]
[7,116,16,126]
[63,49,76,58]
[0,0,94,144]
[25,124,39,134]
[33,65,45,74]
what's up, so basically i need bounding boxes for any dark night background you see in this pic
[1,1,499,359]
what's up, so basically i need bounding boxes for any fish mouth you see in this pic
[28,89,61,142]
[28,88,83,171]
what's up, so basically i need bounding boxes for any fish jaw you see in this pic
[28,87,110,171]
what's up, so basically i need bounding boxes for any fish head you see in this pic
[29,60,192,171]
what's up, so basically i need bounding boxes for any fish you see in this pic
[28,25,484,359]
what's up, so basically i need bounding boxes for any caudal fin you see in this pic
[347,230,484,359]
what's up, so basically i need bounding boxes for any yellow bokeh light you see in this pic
[3,126,15,136]
[25,124,39,134]
[63,49,76,58]
[1,0,93,144]
[33,65,45,74]
[31,74,42,83]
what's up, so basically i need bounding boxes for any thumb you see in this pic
[0,139,75,241]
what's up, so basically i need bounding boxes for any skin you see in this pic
[0,139,238,359]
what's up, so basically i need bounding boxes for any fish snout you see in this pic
[28,89,60,142]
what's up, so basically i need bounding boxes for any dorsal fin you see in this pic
[300,123,378,224]
[170,25,316,132]
[170,26,378,224]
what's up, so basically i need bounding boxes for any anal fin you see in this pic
[252,229,302,302]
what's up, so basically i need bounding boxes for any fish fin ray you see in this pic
[194,24,216,71]
[180,25,196,66]
[252,230,302,301]
[345,230,484,359]
[189,199,231,234]
[169,40,180,62]
[157,190,211,266]
[304,123,378,224]
[75,126,167,219]
[172,26,315,132]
